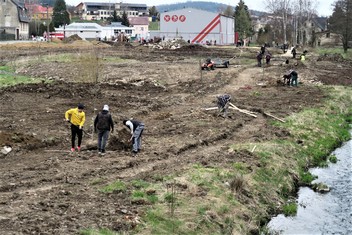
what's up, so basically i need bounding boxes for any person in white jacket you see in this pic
[123,119,145,155]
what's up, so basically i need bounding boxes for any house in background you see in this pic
[128,16,149,41]
[26,4,53,21]
[76,2,147,21]
[300,17,336,47]
[0,0,30,40]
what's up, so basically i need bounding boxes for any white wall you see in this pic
[157,8,234,45]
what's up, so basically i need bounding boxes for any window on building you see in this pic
[326,33,330,38]
[311,23,314,27]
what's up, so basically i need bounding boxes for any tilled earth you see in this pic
[0,42,351,234]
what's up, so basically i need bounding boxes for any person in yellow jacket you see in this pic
[65,103,86,152]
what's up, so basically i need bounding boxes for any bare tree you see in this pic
[265,0,293,44]
[292,0,318,45]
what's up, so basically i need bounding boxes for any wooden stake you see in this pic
[228,102,257,117]
[229,107,257,117]
[202,107,218,111]
[264,112,286,123]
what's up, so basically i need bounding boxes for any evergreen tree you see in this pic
[121,11,130,27]
[328,0,352,52]
[148,6,159,16]
[234,0,253,40]
[52,0,70,28]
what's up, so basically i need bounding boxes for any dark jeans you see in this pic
[97,130,110,151]
[132,123,144,152]
[71,124,83,148]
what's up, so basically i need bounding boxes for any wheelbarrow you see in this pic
[212,58,230,68]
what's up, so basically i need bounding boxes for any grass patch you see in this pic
[329,155,338,163]
[316,48,352,59]
[282,202,297,216]
[100,180,126,193]
[131,179,150,189]
[80,228,121,235]
[0,73,45,87]
[149,21,160,30]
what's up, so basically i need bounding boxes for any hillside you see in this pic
[155,1,266,16]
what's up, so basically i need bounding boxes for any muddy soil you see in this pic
[0,42,351,234]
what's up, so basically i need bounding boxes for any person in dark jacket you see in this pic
[257,52,263,67]
[291,46,297,59]
[123,119,145,155]
[217,94,231,117]
[94,105,114,155]
[289,69,298,87]
[265,52,272,65]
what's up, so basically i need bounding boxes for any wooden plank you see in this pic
[264,112,286,123]
[202,107,218,111]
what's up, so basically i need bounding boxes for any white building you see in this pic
[153,8,235,45]
[76,2,148,21]
[55,22,135,41]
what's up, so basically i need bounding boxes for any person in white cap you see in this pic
[94,104,114,155]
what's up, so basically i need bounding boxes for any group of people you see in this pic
[283,69,298,87]
[64,104,144,156]
[256,45,272,67]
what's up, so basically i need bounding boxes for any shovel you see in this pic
[66,120,92,137]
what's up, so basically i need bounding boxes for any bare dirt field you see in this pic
[0,41,351,234]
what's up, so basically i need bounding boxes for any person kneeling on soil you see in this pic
[123,119,145,155]
[201,58,215,71]
[65,103,86,153]
[217,94,231,117]
[94,105,114,155]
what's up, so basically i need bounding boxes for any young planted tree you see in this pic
[52,0,70,28]
[234,0,253,41]
[329,0,352,52]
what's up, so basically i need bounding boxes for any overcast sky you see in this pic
[66,0,336,17]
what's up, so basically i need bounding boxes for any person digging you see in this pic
[217,94,231,118]
[123,119,145,156]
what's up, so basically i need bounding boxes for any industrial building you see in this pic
[152,8,235,45]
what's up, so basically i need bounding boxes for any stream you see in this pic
[267,132,352,234]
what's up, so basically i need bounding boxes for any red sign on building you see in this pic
[172,15,178,22]
[164,15,170,22]
[179,15,186,22]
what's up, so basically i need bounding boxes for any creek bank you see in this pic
[267,131,352,234]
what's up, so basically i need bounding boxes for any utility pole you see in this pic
[46,4,49,42]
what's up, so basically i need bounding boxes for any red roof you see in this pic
[26,4,53,13]
[128,16,149,26]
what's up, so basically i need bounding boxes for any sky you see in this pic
[66,0,336,17]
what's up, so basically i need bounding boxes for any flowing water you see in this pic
[268,133,352,234]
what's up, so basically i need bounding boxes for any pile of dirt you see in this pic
[65,34,82,43]
[175,44,209,51]
[108,128,131,151]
